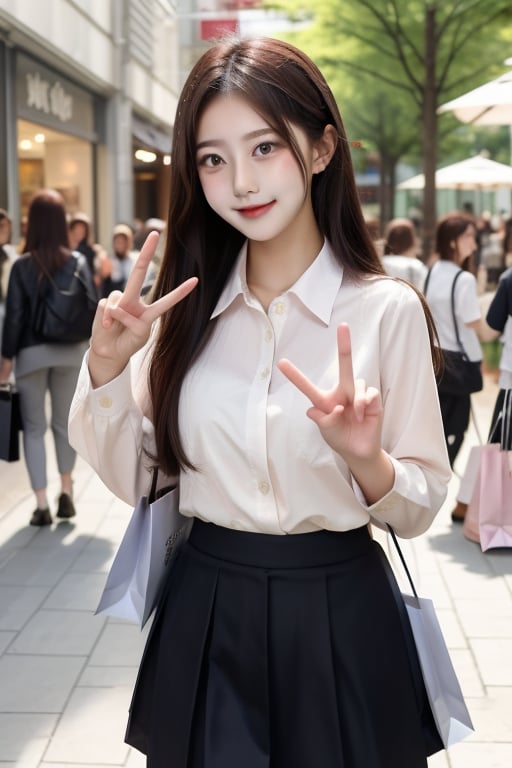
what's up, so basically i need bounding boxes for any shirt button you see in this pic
[274,301,285,315]
[258,481,270,495]
[99,396,113,409]
[264,328,273,342]
[261,367,270,379]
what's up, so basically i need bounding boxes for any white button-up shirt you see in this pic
[69,241,451,538]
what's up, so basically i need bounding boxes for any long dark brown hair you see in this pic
[25,189,71,277]
[150,36,440,474]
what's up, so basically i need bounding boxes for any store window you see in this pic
[17,119,93,219]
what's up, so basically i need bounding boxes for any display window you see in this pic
[17,119,93,219]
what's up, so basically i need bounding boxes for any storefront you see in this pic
[15,53,102,232]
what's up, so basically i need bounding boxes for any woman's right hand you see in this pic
[88,231,198,388]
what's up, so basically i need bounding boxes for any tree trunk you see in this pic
[379,153,396,229]
[422,4,438,261]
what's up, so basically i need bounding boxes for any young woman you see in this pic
[381,217,427,289]
[69,37,451,767]
[0,190,97,524]
[423,214,483,470]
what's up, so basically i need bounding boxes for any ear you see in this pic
[312,124,337,174]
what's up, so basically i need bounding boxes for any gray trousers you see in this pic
[16,365,80,491]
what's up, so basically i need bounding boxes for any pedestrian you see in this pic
[69,37,451,767]
[0,189,96,525]
[451,264,512,521]
[68,212,98,279]
[423,213,483,468]
[381,217,427,290]
[98,224,137,297]
[0,208,18,345]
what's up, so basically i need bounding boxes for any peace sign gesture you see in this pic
[278,324,393,502]
[89,231,198,388]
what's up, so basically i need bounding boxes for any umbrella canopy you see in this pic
[397,155,512,190]
[438,71,512,126]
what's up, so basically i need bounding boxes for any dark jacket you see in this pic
[1,252,97,359]
[486,266,512,333]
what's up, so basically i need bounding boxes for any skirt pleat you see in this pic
[125,520,433,768]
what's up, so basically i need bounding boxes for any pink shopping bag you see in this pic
[464,443,512,551]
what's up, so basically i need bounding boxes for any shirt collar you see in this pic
[211,240,343,325]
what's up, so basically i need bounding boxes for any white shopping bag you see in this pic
[403,593,474,748]
[96,485,192,628]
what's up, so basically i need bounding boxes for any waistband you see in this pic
[187,519,373,569]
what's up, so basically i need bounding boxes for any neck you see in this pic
[246,223,323,311]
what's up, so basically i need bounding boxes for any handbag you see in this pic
[0,383,23,462]
[96,467,193,628]
[34,252,98,344]
[424,267,483,395]
[380,526,474,752]
[464,389,512,550]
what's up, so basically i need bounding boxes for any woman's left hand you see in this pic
[277,323,384,464]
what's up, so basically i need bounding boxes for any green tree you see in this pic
[275,0,512,255]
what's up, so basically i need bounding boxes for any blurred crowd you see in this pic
[0,194,166,526]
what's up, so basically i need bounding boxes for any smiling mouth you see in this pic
[236,201,276,218]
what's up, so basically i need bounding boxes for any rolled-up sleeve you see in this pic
[361,287,451,537]
[68,347,173,506]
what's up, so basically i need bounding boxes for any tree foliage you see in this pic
[271,0,512,250]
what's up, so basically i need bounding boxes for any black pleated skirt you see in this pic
[125,520,439,768]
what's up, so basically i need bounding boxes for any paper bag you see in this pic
[96,485,192,628]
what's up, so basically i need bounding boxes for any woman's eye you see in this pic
[200,154,223,167]
[255,142,274,156]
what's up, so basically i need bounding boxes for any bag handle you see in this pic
[386,524,419,602]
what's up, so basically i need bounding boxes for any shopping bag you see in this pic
[465,443,512,551]
[382,527,474,751]
[0,384,22,462]
[402,593,474,747]
[96,472,192,628]
[464,389,512,551]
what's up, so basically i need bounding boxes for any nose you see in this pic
[232,158,258,198]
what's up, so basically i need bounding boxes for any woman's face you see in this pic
[0,218,11,246]
[456,225,477,263]
[195,93,324,245]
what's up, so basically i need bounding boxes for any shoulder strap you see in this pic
[450,269,468,356]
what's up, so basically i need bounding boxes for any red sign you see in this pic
[200,19,238,41]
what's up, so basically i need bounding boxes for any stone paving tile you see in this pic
[0,585,52,630]
[7,609,106,656]
[78,664,139,688]
[449,742,512,767]
[42,572,108,613]
[88,622,148,668]
[44,686,132,764]
[0,547,82,588]
[0,630,15,654]
[469,638,512,686]
[454,597,512,638]
[464,686,512,741]
[0,655,85,712]
[0,712,58,764]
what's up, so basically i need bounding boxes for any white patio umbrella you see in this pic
[397,155,512,190]
[438,71,512,126]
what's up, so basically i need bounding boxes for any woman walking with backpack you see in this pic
[0,189,97,526]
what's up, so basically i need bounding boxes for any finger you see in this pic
[277,359,327,411]
[353,378,367,422]
[336,323,355,403]
[119,231,160,306]
[143,277,198,324]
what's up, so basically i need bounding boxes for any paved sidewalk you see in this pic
[0,374,511,767]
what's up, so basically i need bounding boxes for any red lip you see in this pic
[236,201,275,218]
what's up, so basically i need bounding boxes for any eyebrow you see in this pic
[195,127,275,151]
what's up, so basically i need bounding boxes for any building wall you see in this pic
[0,0,179,249]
